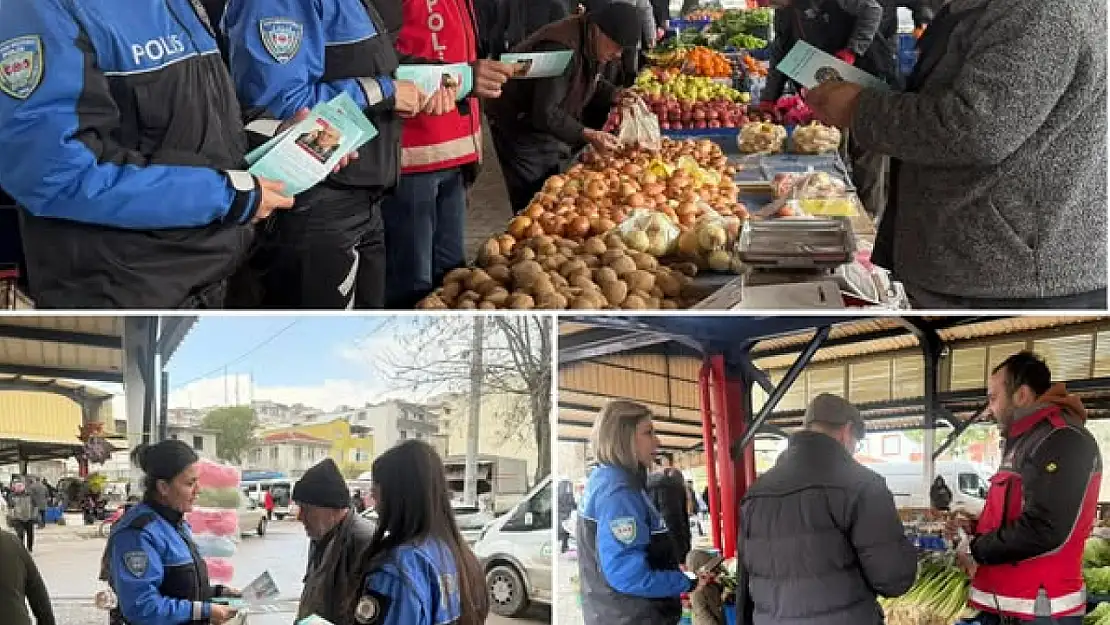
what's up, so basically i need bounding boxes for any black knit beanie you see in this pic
[292,459,351,509]
[132,439,199,483]
[589,3,643,48]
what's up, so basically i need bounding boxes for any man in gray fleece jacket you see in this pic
[808,0,1107,309]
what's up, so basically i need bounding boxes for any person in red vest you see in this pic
[264,490,275,521]
[379,0,516,308]
[955,351,1101,625]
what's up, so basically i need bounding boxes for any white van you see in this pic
[241,479,295,520]
[865,461,990,516]
[472,475,553,618]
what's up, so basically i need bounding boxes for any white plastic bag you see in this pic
[617,95,662,152]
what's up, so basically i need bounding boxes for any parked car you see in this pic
[239,496,269,537]
[472,476,553,618]
[359,501,494,545]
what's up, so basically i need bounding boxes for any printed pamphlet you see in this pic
[776,41,889,91]
[500,50,574,78]
[246,93,378,196]
[241,570,281,605]
[396,63,473,99]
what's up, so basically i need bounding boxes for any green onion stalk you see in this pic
[877,552,971,625]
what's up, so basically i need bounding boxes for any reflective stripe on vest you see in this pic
[969,405,1100,619]
[968,587,1087,618]
[401,129,481,170]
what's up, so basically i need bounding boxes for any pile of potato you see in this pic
[738,121,787,154]
[791,122,842,155]
[415,234,700,310]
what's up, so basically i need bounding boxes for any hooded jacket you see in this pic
[646,469,691,560]
[969,384,1101,610]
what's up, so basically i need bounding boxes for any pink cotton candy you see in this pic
[204,557,235,584]
[185,508,239,537]
[195,460,241,490]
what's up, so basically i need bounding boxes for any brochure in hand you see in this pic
[246,93,378,196]
[396,63,473,100]
[500,50,574,78]
[240,570,281,605]
[776,41,890,91]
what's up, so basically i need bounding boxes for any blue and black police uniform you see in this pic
[221,0,402,309]
[578,464,694,625]
[105,500,222,625]
[0,0,263,309]
[352,538,464,625]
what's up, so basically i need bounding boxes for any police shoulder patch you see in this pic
[259,17,303,64]
[610,516,637,545]
[0,35,45,100]
[122,550,148,578]
[354,592,389,625]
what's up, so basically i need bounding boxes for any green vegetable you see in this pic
[1085,602,1110,625]
[727,34,767,50]
[1085,537,1110,567]
[1085,566,1110,595]
[880,553,970,625]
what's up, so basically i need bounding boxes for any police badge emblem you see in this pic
[0,35,44,100]
[123,551,149,577]
[259,18,303,64]
[610,517,637,545]
[354,595,380,624]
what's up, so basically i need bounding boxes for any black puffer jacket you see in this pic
[737,432,917,625]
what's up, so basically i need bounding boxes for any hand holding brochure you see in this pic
[776,41,889,91]
[240,570,280,605]
[396,63,473,100]
[500,51,574,78]
[247,93,378,196]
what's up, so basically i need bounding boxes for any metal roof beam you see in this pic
[0,363,122,383]
[733,324,832,459]
[0,324,121,349]
[158,316,197,363]
[558,327,683,364]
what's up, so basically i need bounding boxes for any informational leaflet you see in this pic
[246,93,378,196]
[240,570,281,605]
[396,63,473,99]
[500,50,574,78]
[776,41,889,91]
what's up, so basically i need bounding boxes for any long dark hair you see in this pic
[367,441,489,625]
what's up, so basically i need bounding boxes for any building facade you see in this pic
[260,418,375,478]
[243,432,332,478]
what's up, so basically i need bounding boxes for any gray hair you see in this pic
[591,400,652,472]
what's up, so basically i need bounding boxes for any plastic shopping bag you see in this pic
[617,95,662,151]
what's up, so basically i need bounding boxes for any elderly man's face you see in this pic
[297,503,345,540]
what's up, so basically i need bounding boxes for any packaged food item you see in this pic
[617,208,681,257]
[204,557,235,584]
[185,508,240,538]
[194,535,238,558]
[737,121,787,154]
[779,171,858,217]
[195,460,241,490]
[195,487,242,510]
[790,121,841,154]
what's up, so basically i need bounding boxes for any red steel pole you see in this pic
[710,355,738,557]
[698,361,722,551]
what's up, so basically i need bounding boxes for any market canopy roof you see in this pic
[0,316,197,383]
[558,316,1110,451]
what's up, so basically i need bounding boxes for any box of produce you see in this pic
[738,121,787,154]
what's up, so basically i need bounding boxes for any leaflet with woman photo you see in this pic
[500,50,574,78]
[247,93,378,195]
[776,41,890,91]
[396,63,473,100]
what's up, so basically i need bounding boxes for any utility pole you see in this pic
[463,318,484,507]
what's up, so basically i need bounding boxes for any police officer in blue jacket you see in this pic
[102,440,240,625]
[349,440,488,625]
[222,0,424,309]
[578,401,709,625]
[0,0,296,309]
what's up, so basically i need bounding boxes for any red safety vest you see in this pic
[968,405,1100,619]
[395,0,482,174]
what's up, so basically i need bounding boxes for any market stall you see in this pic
[418,7,898,311]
